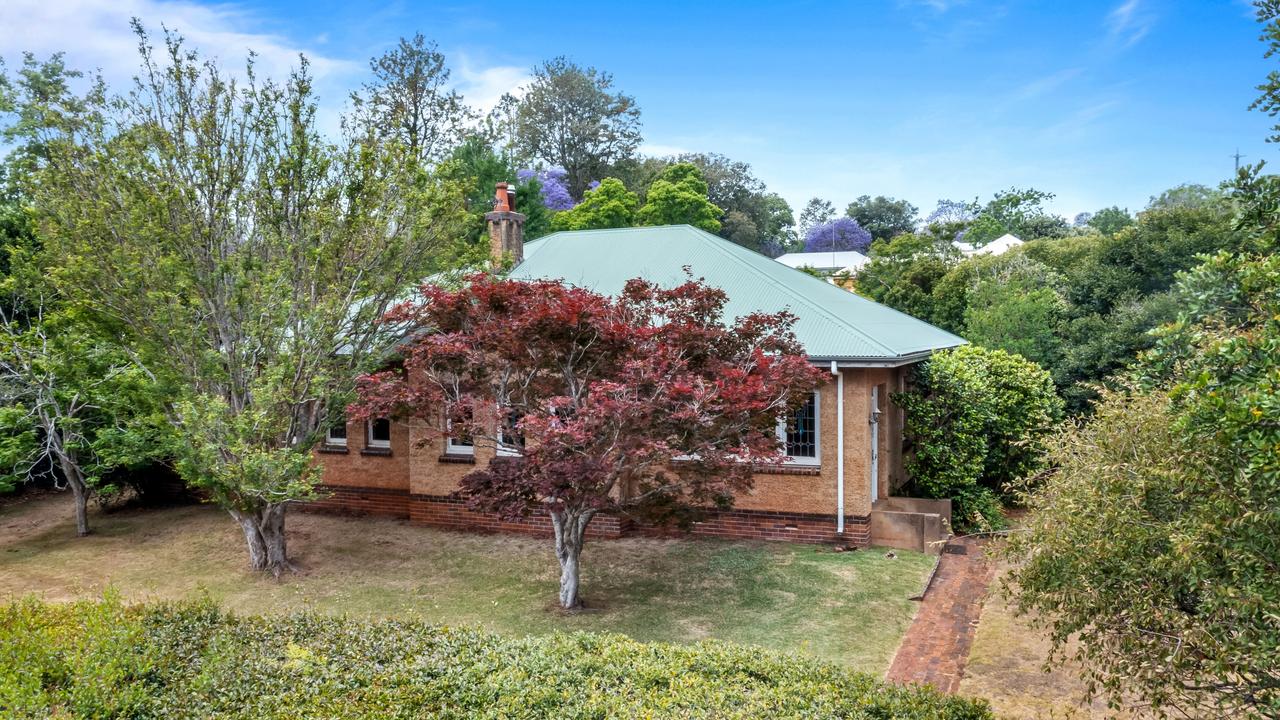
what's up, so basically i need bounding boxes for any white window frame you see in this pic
[366,418,392,450]
[445,419,474,456]
[496,408,524,457]
[777,391,820,466]
[325,421,348,448]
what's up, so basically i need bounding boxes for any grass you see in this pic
[0,492,935,673]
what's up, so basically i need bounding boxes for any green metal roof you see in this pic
[509,225,966,365]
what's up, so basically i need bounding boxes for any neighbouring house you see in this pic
[953,232,1023,257]
[774,249,870,279]
[307,185,965,551]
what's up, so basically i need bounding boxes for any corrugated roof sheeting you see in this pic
[510,225,966,361]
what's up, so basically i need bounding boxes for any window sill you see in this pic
[318,445,349,454]
[438,454,475,464]
[754,464,821,477]
[361,447,393,457]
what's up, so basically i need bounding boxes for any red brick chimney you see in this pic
[486,182,525,266]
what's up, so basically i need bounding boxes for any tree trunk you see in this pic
[69,476,88,537]
[551,508,594,609]
[53,450,89,537]
[229,502,293,576]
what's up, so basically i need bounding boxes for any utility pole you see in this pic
[1234,148,1247,173]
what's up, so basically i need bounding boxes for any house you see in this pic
[953,232,1022,257]
[307,185,965,550]
[773,250,870,278]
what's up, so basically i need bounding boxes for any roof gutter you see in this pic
[807,347,955,369]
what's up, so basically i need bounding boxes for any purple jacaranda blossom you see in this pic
[926,199,976,225]
[802,217,873,254]
[517,167,576,211]
[587,180,601,191]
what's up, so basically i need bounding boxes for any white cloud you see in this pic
[454,53,528,114]
[0,0,358,96]
[1106,0,1154,48]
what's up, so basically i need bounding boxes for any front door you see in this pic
[870,386,880,501]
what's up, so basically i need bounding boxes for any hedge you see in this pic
[0,596,993,719]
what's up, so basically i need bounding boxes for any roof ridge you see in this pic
[684,227,900,357]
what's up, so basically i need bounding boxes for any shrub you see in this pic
[0,597,994,719]
[894,346,1063,531]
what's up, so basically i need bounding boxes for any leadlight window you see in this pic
[778,392,819,465]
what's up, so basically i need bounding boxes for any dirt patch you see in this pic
[959,562,1138,719]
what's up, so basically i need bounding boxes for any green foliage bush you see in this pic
[0,597,994,719]
[1005,242,1280,716]
[894,346,1063,531]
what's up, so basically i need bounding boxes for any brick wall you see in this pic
[409,493,628,539]
[302,484,868,547]
[313,418,412,492]
[640,508,870,546]
[299,485,410,519]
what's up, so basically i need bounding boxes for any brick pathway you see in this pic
[884,535,997,693]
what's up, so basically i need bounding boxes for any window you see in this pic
[778,392,819,465]
[497,408,525,457]
[445,417,474,456]
[325,421,348,448]
[367,418,392,449]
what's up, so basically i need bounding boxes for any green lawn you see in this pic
[0,493,934,673]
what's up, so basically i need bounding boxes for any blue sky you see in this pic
[1,0,1274,219]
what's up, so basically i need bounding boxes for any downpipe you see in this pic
[831,361,845,535]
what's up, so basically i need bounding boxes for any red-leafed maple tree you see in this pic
[352,273,823,609]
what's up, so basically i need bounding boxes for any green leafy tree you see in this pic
[1006,247,1280,714]
[35,26,468,573]
[965,187,1067,245]
[854,231,959,323]
[894,346,1062,531]
[845,195,918,241]
[635,162,722,232]
[349,34,473,166]
[1085,205,1134,236]
[551,177,639,231]
[513,57,642,197]
[796,197,835,240]
[1146,182,1225,210]
[0,267,168,535]
[1066,203,1241,316]
[663,153,794,253]
[955,255,1069,370]
[0,53,166,531]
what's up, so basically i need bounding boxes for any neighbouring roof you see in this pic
[510,225,965,365]
[954,233,1023,256]
[773,250,870,273]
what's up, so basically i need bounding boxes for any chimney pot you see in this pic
[494,182,511,212]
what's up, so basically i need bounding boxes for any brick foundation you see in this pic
[302,484,869,547]
[661,508,870,546]
[300,485,410,519]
